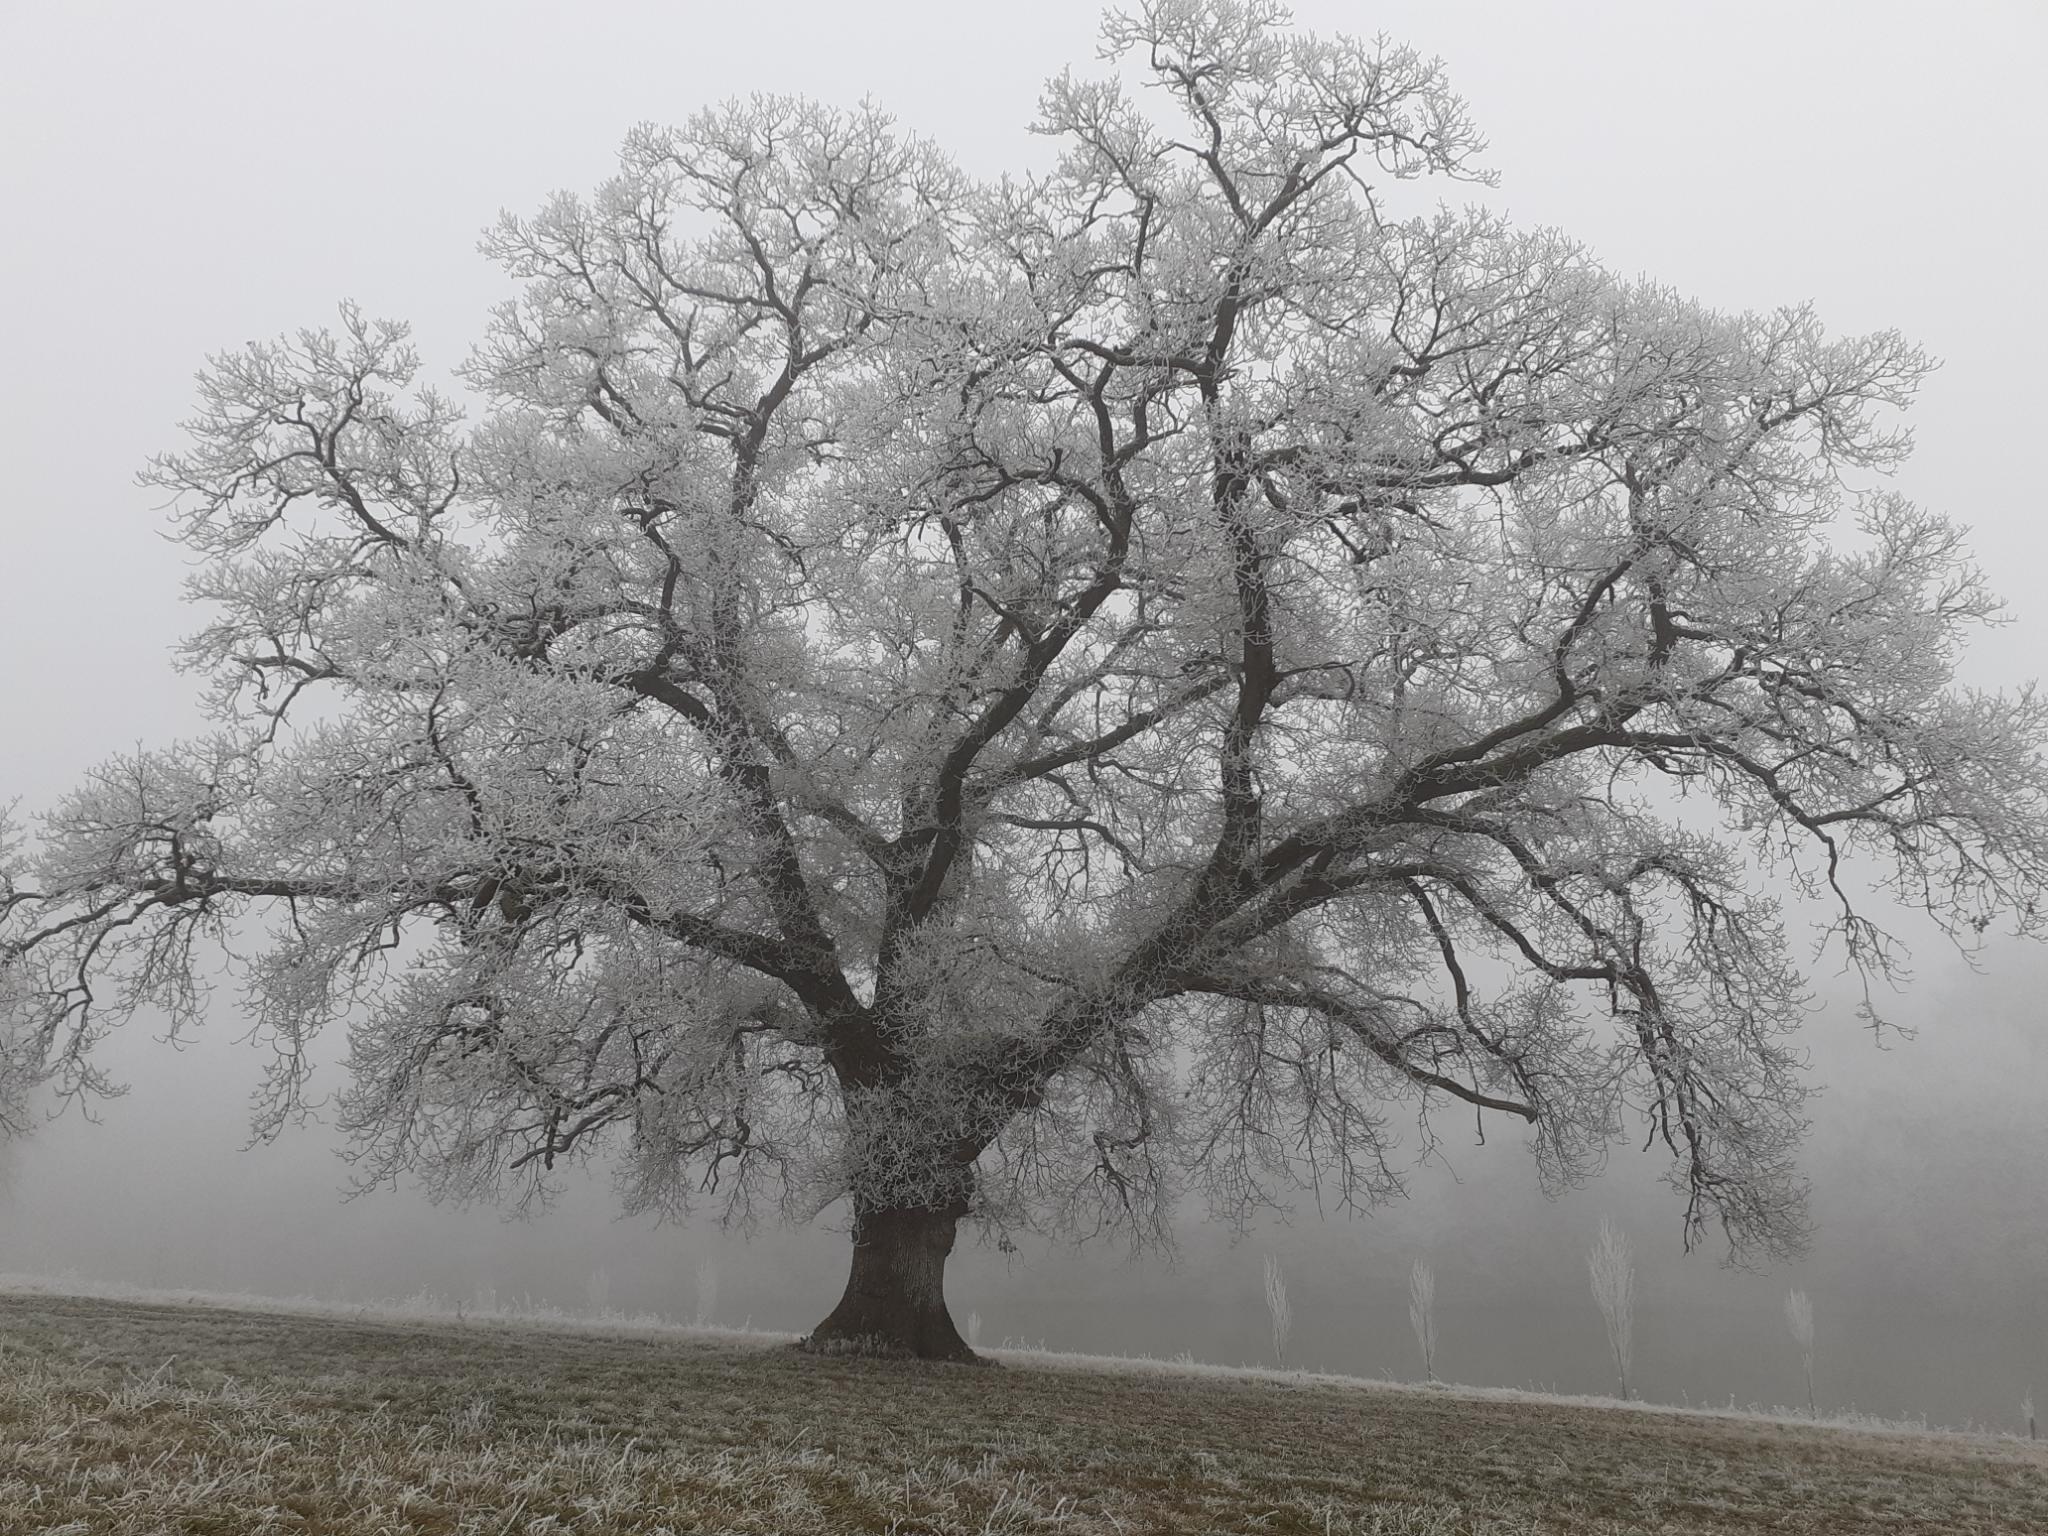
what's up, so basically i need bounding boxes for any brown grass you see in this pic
[2,1290,2043,1533]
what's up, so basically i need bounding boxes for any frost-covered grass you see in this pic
[3,1281,2045,1534]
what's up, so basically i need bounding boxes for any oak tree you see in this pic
[7,0,2046,1358]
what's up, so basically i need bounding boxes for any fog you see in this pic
[4,0,2045,1432]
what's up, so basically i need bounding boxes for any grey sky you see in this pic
[3,1,2045,1426]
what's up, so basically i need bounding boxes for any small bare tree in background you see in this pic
[1409,1260,1439,1384]
[1785,1289,1816,1416]
[584,1267,612,1319]
[2023,1388,2037,1441]
[694,1258,719,1330]
[965,1310,982,1352]
[1589,1217,1636,1401]
[1263,1255,1293,1369]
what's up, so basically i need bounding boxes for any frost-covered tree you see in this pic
[5,0,2047,1359]
[1409,1259,1438,1384]
[1784,1287,1816,1415]
[1589,1216,1636,1400]
[1263,1253,1292,1367]
[694,1257,719,1331]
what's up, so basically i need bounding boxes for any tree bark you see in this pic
[802,1200,979,1361]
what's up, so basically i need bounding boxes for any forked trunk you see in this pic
[802,1201,978,1361]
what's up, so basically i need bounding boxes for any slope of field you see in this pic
[1,1287,2043,1534]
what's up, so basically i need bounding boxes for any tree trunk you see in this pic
[802,1201,979,1361]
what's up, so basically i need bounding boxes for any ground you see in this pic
[1,1288,2044,1533]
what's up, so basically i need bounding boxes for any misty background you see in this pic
[3,1,2044,1431]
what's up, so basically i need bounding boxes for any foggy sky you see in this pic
[3,1,2045,1431]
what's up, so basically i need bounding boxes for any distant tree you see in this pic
[1263,1253,1293,1368]
[1590,1217,1635,1400]
[5,0,2047,1358]
[694,1258,719,1330]
[1784,1287,1815,1415]
[1409,1259,1438,1383]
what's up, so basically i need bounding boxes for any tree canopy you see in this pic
[5,0,2045,1357]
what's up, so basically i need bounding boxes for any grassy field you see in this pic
[2,1287,2044,1534]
